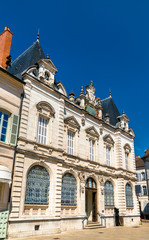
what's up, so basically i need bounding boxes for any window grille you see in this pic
[126,183,133,207]
[25,165,49,205]
[67,131,74,155]
[37,116,48,145]
[104,181,114,206]
[61,173,77,206]
[106,146,110,166]
[89,139,94,161]
[0,111,9,142]
[125,152,128,170]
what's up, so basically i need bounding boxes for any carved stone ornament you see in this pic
[81,186,85,194]
[101,188,104,195]
[34,144,38,151]
[81,118,85,126]
[98,176,105,186]
[36,101,55,117]
[49,149,53,155]
[78,172,85,183]
[124,143,131,153]
[103,134,114,146]
[85,126,99,138]
[64,116,80,130]
[85,81,96,105]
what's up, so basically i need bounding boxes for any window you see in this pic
[141,172,146,181]
[61,173,77,206]
[137,173,141,182]
[125,152,128,170]
[142,186,147,196]
[0,111,19,145]
[0,111,9,142]
[25,165,49,205]
[67,131,74,155]
[89,139,94,161]
[85,178,96,189]
[106,146,110,166]
[126,183,133,207]
[104,181,114,207]
[37,116,48,144]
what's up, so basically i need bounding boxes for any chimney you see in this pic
[0,26,13,69]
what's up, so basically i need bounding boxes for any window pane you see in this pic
[25,165,49,204]
[106,147,110,166]
[61,173,77,206]
[0,112,9,143]
[67,131,74,155]
[104,181,114,206]
[126,184,133,207]
[37,117,48,144]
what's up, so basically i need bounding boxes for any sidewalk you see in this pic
[10,222,149,240]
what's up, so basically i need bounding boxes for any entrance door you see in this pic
[85,178,97,222]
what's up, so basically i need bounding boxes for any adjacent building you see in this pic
[5,34,140,238]
[135,156,149,218]
[142,149,149,199]
[0,27,24,239]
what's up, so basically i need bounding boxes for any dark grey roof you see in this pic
[8,41,45,78]
[101,97,120,126]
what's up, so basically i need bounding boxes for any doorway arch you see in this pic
[85,178,97,222]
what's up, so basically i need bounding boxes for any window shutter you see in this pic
[9,114,19,146]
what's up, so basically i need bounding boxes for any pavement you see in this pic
[12,222,149,240]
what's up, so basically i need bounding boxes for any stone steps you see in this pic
[84,222,105,229]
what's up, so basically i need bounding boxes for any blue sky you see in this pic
[1,0,148,156]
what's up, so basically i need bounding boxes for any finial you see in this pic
[109,88,111,98]
[47,54,50,59]
[37,29,39,42]
[123,110,125,114]
[80,86,84,96]
[90,80,93,86]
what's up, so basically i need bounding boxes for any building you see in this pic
[135,156,149,219]
[142,149,149,199]
[6,35,140,238]
[0,27,24,239]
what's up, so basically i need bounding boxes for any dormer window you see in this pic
[33,68,39,77]
[45,71,50,80]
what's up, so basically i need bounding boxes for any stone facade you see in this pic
[135,156,149,219]
[6,39,140,238]
[0,67,24,210]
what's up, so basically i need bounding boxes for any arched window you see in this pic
[25,165,49,205]
[61,173,77,206]
[126,183,133,207]
[104,181,114,207]
[85,178,96,189]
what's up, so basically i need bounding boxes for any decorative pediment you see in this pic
[128,128,135,138]
[36,101,55,117]
[64,116,80,130]
[124,143,131,153]
[85,126,99,138]
[56,81,67,96]
[103,134,114,145]
[42,58,58,73]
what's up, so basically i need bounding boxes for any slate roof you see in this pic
[101,97,120,126]
[8,41,45,79]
